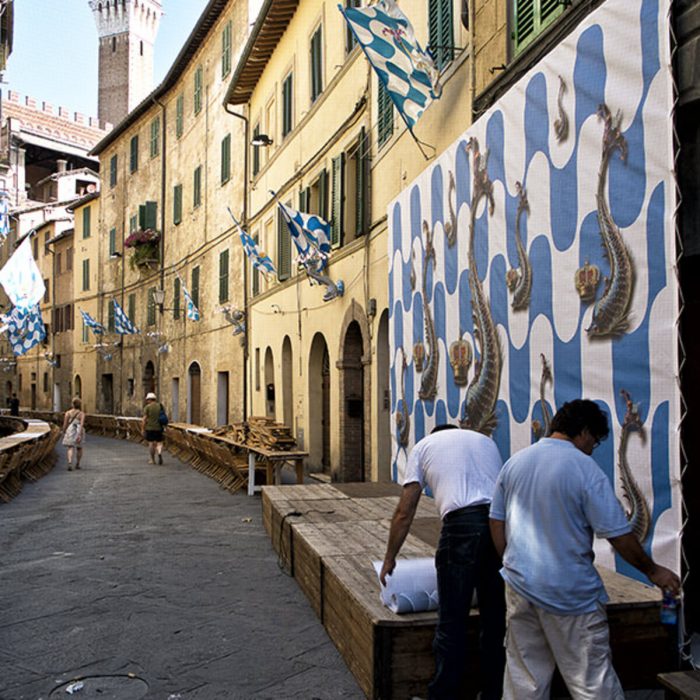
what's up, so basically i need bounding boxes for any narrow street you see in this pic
[0,435,363,700]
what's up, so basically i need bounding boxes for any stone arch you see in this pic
[308,332,330,473]
[187,362,202,424]
[264,346,275,418]
[74,374,82,399]
[376,309,391,481]
[281,336,293,430]
[142,360,155,396]
[336,301,371,482]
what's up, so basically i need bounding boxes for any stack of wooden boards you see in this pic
[262,482,672,699]
[212,416,297,451]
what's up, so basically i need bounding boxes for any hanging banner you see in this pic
[388,0,679,575]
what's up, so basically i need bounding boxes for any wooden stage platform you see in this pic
[262,482,673,699]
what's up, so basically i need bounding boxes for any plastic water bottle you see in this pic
[660,592,678,625]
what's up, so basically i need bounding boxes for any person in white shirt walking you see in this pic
[380,424,505,700]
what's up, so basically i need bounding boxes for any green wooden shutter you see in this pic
[278,208,291,281]
[252,124,261,176]
[109,227,116,256]
[128,293,136,322]
[191,266,200,308]
[173,278,181,320]
[222,21,232,78]
[310,26,323,102]
[252,234,260,296]
[355,127,369,236]
[110,155,117,187]
[130,135,138,172]
[513,0,565,53]
[221,134,231,184]
[219,249,229,303]
[194,66,203,114]
[82,206,91,238]
[331,154,345,247]
[429,0,453,69]
[282,74,293,137]
[378,80,394,146]
[299,187,309,212]
[194,166,202,207]
[107,302,115,332]
[319,168,329,220]
[173,184,182,225]
[145,201,158,230]
[82,259,90,291]
[176,94,184,138]
[147,288,156,325]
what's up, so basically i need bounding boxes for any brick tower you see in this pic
[89,0,163,126]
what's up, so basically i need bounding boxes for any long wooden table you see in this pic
[262,482,672,699]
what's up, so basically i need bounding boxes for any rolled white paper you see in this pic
[373,558,439,614]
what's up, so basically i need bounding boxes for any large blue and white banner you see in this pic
[388,0,678,573]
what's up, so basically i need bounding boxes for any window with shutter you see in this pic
[331,154,345,247]
[173,184,182,225]
[191,267,200,308]
[150,117,160,158]
[252,234,260,296]
[318,168,329,220]
[428,0,454,70]
[193,166,202,207]
[173,278,181,319]
[107,303,115,333]
[130,135,139,172]
[278,207,292,281]
[378,80,394,146]
[219,249,230,303]
[128,294,136,322]
[310,26,323,103]
[82,206,91,238]
[145,201,158,230]
[282,73,293,138]
[109,228,116,256]
[194,66,203,114]
[345,0,361,52]
[82,259,90,291]
[252,123,261,176]
[147,288,156,326]
[355,127,369,236]
[176,94,184,138]
[222,21,232,78]
[512,0,566,53]
[110,154,118,187]
[221,134,231,184]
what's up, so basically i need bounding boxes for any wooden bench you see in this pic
[658,670,700,699]
[262,482,674,699]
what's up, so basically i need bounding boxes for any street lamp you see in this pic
[250,133,273,147]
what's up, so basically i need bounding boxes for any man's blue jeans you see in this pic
[428,505,506,700]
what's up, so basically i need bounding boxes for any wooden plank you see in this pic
[657,671,700,699]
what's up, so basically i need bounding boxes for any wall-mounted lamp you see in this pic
[251,133,273,147]
[110,251,122,259]
[153,288,166,306]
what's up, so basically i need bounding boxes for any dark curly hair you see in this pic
[549,399,609,443]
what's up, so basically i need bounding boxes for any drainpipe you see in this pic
[152,96,167,397]
[224,104,249,422]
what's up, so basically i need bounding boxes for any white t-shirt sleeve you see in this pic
[402,442,425,487]
[489,468,506,520]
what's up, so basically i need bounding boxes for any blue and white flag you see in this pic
[80,309,105,335]
[5,305,46,356]
[182,284,200,321]
[0,237,46,309]
[276,201,332,271]
[0,196,10,239]
[227,207,277,276]
[339,0,441,131]
[113,299,140,335]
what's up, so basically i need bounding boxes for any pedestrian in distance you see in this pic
[141,392,166,465]
[489,398,681,700]
[9,392,19,416]
[61,397,86,471]
[380,424,506,700]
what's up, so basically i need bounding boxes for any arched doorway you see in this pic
[74,375,82,399]
[143,361,155,397]
[376,310,391,481]
[308,333,330,474]
[264,346,275,418]
[340,321,365,482]
[188,362,202,425]
[281,336,293,430]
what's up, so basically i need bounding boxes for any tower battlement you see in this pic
[89,0,162,43]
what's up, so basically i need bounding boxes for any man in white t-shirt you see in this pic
[380,424,505,700]
[489,399,680,699]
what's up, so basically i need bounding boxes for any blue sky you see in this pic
[4,0,209,118]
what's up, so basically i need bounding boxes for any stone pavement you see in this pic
[0,434,364,700]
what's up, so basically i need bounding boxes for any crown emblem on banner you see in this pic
[574,260,600,301]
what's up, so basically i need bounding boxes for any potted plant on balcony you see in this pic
[125,228,160,270]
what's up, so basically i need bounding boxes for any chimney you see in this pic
[56,160,68,174]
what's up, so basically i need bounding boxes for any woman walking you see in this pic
[62,398,86,471]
